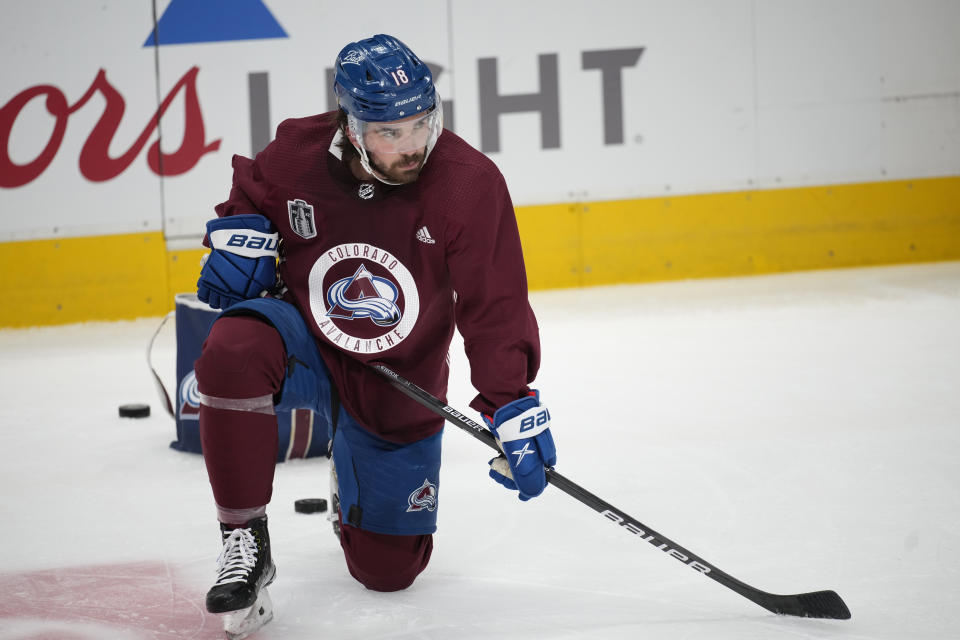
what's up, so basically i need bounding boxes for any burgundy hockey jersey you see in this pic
[214,113,540,443]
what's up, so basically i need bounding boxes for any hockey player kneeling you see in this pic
[195,33,554,640]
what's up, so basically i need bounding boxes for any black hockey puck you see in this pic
[118,403,150,418]
[294,498,328,514]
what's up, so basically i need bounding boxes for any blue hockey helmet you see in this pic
[333,34,443,185]
[334,34,437,122]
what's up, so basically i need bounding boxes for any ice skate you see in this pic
[206,516,276,637]
[222,587,273,640]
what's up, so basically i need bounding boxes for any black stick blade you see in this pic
[761,590,851,619]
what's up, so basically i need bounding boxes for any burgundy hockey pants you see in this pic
[195,314,432,592]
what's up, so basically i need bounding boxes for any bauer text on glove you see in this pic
[196,214,278,310]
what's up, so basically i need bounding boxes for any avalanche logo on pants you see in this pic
[308,243,420,354]
[406,478,438,512]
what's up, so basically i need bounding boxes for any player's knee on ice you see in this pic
[340,523,432,592]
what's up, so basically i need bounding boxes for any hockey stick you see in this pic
[372,364,851,620]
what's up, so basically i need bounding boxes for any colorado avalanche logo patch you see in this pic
[406,478,438,512]
[325,265,401,327]
[308,243,420,354]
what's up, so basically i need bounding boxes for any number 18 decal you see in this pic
[390,69,409,85]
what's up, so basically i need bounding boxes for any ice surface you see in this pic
[1,262,959,639]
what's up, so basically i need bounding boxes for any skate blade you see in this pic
[222,588,274,640]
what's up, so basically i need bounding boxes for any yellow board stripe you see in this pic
[1,175,958,327]
[0,232,170,327]
[517,175,960,288]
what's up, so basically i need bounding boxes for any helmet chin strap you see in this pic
[346,107,444,186]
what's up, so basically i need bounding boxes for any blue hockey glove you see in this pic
[197,214,278,310]
[483,391,557,501]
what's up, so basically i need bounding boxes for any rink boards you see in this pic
[1,174,957,327]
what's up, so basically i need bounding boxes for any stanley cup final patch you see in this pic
[288,199,317,239]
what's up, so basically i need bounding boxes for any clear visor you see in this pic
[351,108,442,155]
